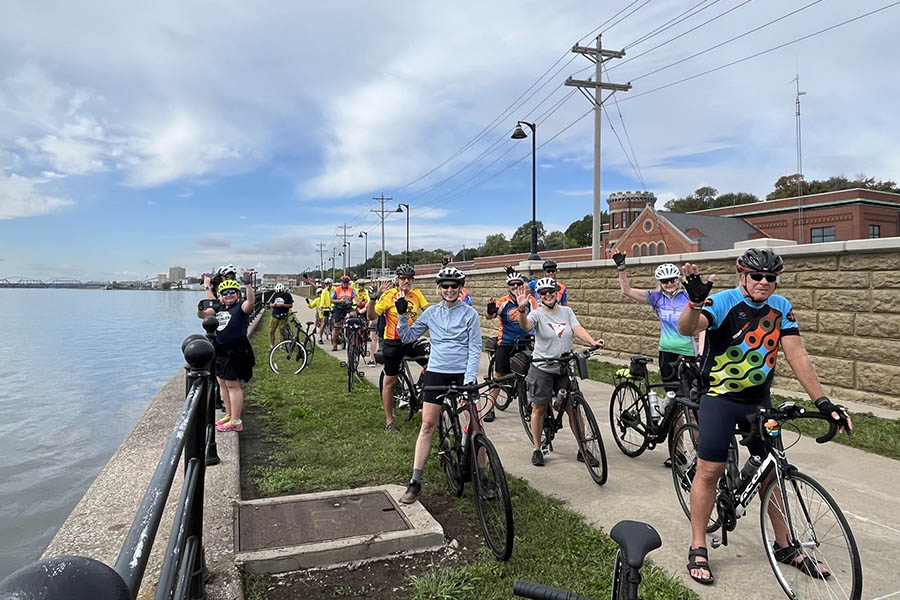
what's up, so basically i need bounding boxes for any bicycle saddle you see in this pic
[305,321,314,326]
[609,520,661,569]
[629,355,653,364]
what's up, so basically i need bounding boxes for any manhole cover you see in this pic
[237,491,411,552]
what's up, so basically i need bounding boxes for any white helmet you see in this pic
[534,277,558,293]
[218,264,237,276]
[435,266,465,285]
[274,283,286,292]
[325,277,333,284]
[654,263,680,281]
[505,271,525,284]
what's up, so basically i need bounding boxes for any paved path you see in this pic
[298,304,900,599]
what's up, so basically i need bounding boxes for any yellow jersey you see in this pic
[374,288,428,340]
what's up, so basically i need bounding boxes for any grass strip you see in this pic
[245,315,697,599]
[585,358,900,461]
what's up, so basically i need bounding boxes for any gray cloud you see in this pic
[195,234,231,248]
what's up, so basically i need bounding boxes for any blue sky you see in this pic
[2,1,898,281]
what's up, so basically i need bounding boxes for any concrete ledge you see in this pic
[234,485,444,574]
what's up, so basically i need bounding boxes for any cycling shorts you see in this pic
[494,340,530,375]
[524,365,569,406]
[381,339,419,377]
[422,371,464,405]
[332,306,351,324]
[697,394,770,462]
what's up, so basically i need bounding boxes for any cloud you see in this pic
[556,189,593,197]
[195,234,231,248]
[0,173,74,219]
[146,200,157,206]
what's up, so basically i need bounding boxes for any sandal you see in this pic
[687,546,715,585]
[773,543,831,579]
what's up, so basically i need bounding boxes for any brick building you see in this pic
[691,188,900,244]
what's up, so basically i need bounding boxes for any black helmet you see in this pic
[542,259,558,271]
[395,263,416,277]
[736,248,784,274]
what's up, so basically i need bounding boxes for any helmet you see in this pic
[325,277,333,284]
[435,266,465,285]
[218,264,237,276]
[340,275,351,283]
[654,263,681,281]
[542,259,558,271]
[274,283,286,292]
[736,248,784,274]
[395,263,416,277]
[534,277,558,293]
[505,271,525,284]
[217,279,241,294]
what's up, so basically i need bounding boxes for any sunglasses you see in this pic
[440,283,460,290]
[544,269,557,274]
[538,289,556,296]
[748,273,778,283]
[508,282,523,287]
[660,278,678,285]
[220,290,238,296]
[397,276,413,282]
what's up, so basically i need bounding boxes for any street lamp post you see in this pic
[397,204,409,263]
[358,231,368,278]
[511,121,541,261]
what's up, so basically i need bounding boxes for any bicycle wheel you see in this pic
[611,550,638,600]
[609,381,651,458]
[347,339,358,392]
[379,370,414,413]
[302,329,316,363]
[668,423,722,534]
[517,380,534,443]
[437,403,464,497]
[471,434,514,561]
[760,470,862,600]
[269,340,308,375]
[406,370,424,421]
[572,394,608,486]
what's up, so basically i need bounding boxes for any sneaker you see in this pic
[215,414,231,426]
[479,476,499,501]
[399,481,422,504]
[531,449,544,467]
[366,360,377,367]
[483,409,496,423]
[332,346,338,352]
[318,339,324,345]
[384,422,399,434]
[217,419,243,432]
[577,449,600,467]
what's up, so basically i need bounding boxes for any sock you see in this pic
[411,468,424,483]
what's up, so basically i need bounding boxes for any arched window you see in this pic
[640,243,648,257]
[649,243,656,256]
[632,244,639,256]
[657,242,666,255]
[612,213,617,229]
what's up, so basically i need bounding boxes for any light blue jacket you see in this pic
[397,301,482,384]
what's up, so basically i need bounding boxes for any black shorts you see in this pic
[494,340,530,375]
[697,394,770,462]
[659,351,692,389]
[333,308,351,324]
[422,371,464,405]
[215,338,255,382]
[381,339,418,377]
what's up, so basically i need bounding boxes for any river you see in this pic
[0,289,209,580]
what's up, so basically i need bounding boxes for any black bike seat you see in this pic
[630,354,653,364]
[609,520,661,569]
[306,321,314,326]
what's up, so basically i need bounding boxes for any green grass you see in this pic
[245,315,697,600]
[584,357,900,461]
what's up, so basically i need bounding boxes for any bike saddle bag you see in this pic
[509,350,533,377]
[575,352,589,380]
[629,357,648,379]
[374,350,384,365]
[484,336,498,352]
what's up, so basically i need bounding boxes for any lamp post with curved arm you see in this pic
[511,121,541,261]
[396,204,409,263]
[358,231,368,277]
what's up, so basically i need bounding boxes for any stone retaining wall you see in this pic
[418,238,900,410]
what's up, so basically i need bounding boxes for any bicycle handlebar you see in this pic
[531,347,601,365]
[745,402,842,445]
[512,580,593,600]
[423,373,516,394]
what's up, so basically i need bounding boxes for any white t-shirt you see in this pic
[527,305,580,373]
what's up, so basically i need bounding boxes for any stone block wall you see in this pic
[417,239,900,410]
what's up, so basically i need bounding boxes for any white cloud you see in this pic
[0,173,73,219]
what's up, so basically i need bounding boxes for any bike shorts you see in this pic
[381,339,419,377]
[697,394,770,463]
[524,365,569,406]
[494,342,529,375]
[423,371,464,405]
[332,307,351,324]
[215,337,255,383]
[269,314,289,333]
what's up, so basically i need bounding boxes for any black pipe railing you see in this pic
[0,333,217,600]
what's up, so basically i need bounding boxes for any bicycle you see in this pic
[429,374,516,561]
[343,315,369,392]
[609,355,700,459]
[484,336,532,411]
[268,315,309,375]
[513,519,661,600]
[376,341,429,421]
[277,314,316,364]
[669,401,862,599]
[517,347,608,486]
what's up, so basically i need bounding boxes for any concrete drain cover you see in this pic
[234,484,444,573]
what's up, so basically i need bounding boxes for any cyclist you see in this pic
[442,255,472,305]
[367,264,429,433]
[354,282,375,365]
[395,266,481,504]
[268,283,294,349]
[198,271,256,433]
[308,277,334,344]
[516,277,603,467]
[676,247,852,585]
[528,259,567,305]
[330,275,357,351]
[205,263,238,300]
[484,269,537,422]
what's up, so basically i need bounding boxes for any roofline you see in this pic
[692,198,900,218]
[690,187,900,215]
[652,209,701,244]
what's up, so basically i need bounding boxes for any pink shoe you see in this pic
[217,419,243,432]
[215,414,231,426]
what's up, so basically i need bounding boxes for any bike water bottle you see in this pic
[660,390,676,416]
[739,455,763,487]
[553,389,567,412]
[647,390,661,422]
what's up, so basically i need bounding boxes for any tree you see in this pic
[665,186,760,212]
[510,220,547,253]
[767,173,900,200]
[479,233,511,257]
[543,230,571,250]
[767,174,805,200]
[565,214,592,246]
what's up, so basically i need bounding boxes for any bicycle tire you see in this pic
[302,329,316,363]
[347,338,358,393]
[668,423,722,534]
[437,403,464,497]
[611,549,639,600]
[573,395,608,486]
[609,381,651,458]
[379,370,414,414]
[268,340,308,375]
[406,370,424,422]
[472,434,514,561]
[759,470,862,600]
[517,381,534,443]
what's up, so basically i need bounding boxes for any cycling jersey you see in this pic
[270,292,293,320]
[374,288,428,340]
[646,290,695,356]
[495,294,537,346]
[700,287,799,403]
[461,287,472,306]
[316,287,334,312]
[331,285,356,312]
[356,289,370,310]
[397,301,482,384]
[528,279,568,304]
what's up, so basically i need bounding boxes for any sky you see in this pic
[1,0,898,281]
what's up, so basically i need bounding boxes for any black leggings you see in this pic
[422,371,464,405]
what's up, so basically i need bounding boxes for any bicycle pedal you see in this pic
[541,445,551,457]
[339,361,347,368]
[711,537,722,549]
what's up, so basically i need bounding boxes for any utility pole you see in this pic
[331,247,337,280]
[792,74,806,244]
[566,35,631,259]
[338,223,353,274]
[370,193,394,274]
[315,242,327,278]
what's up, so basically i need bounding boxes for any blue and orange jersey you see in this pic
[461,287,472,306]
[496,294,538,345]
[331,285,356,306]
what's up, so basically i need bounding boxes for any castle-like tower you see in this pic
[605,190,656,244]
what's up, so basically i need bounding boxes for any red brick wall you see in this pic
[743,204,895,243]
[615,216,695,256]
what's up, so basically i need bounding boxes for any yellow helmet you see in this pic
[217,279,241,294]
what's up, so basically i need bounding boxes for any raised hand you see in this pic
[611,249,626,267]
[514,288,530,309]
[681,263,715,304]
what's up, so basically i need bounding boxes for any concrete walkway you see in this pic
[300,304,900,599]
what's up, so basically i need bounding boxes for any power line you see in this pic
[602,102,644,188]
[625,0,718,48]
